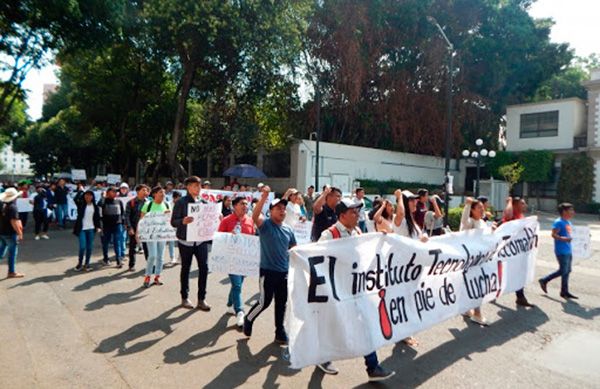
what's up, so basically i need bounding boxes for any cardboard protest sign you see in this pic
[572,226,592,259]
[208,232,261,277]
[287,217,539,368]
[71,169,87,181]
[186,203,221,242]
[292,221,312,245]
[107,174,121,184]
[137,212,177,242]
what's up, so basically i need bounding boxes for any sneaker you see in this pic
[41,235,50,240]
[538,279,548,294]
[196,300,211,311]
[34,235,40,241]
[143,276,151,288]
[102,259,110,266]
[469,315,489,326]
[368,365,395,382]
[7,272,25,278]
[83,265,92,272]
[243,318,253,337]
[236,311,245,328]
[317,361,339,375]
[181,298,194,309]
[153,276,164,285]
[275,333,288,346]
[74,265,83,272]
[226,306,236,316]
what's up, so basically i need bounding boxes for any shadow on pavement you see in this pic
[7,270,76,288]
[94,306,195,356]
[352,303,550,388]
[163,314,235,365]
[542,295,600,320]
[72,269,144,291]
[85,287,147,311]
[203,339,300,389]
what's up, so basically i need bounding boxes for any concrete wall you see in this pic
[505,98,587,152]
[291,140,466,194]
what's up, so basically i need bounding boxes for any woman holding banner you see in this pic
[139,186,170,288]
[217,196,255,328]
[459,197,491,326]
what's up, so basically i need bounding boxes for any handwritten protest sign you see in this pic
[287,217,539,368]
[107,174,121,184]
[208,232,261,277]
[572,226,592,259]
[16,198,33,213]
[137,212,177,241]
[292,221,313,245]
[186,203,221,242]
[71,169,87,181]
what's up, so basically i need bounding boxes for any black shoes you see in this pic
[560,293,578,300]
[538,279,548,294]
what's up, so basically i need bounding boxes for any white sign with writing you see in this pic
[71,169,87,181]
[186,203,221,242]
[572,226,592,259]
[208,232,261,277]
[107,174,121,184]
[292,221,313,245]
[138,212,177,242]
[287,217,539,369]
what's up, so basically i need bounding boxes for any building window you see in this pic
[519,111,559,138]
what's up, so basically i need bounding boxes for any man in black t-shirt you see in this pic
[0,188,24,278]
[310,186,342,242]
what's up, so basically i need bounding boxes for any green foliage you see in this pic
[531,54,600,102]
[486,150,516,179]
[498,162,524,190]
[518,150,554,183]
[557,153,594,206]
[448,207,463,232]
[357,179,441,195]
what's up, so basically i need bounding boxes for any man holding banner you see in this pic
[171,176,211,311]
[217,196,255,328]
[244,186,296,345]
[316,198,395,381]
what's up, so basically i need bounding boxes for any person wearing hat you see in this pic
[0,188,25,278]
[217,195,255,328]
[202,180,211,190]
[244,186,297,345]
[315,198,395,381]
[170,176,211,311]
[98,186,126,267]
[282,188,306,227]
[393,189,428,242]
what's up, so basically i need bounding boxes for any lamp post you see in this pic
[428,16,454,227]
[462,138,496,198]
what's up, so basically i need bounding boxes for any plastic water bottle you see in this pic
[234,221,241,234]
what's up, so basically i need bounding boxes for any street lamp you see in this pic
[462,138,496,197]
[428,16,455,227]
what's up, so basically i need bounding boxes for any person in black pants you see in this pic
[33,186,50,240]
[244,186,297,345]
[125,184,149,271]
[170,176,210,311]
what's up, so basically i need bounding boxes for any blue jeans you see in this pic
[364,351,379,372]
[227,274,245,313]
[56,203,69,227]
[78,229,95,267]
[101,224,124,262]
[542,254,573,294]
[0,234,18,274]
[167,241,176,259]
[121,227,128,256]
[146,241,166,276]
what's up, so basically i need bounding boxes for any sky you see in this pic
[18,0,600,121]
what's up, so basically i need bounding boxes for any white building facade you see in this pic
[0,144,34,178]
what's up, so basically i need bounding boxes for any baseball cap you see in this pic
[120,182,129,189]
[269,198,288,209]
[203,180,211,185]
[335,198,363,216]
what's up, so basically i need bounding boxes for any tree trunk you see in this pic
[166,61,196,181]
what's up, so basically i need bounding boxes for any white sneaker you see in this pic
[41,235,50,240]
[35,235,40,240]
[236,311,245,328]
[226,306,236,316]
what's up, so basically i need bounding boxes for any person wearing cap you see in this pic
[170,176,211,311]
[0,188,25,278]
[315,198,395,381]
[393,189,428,243]
[202,180,212,190]
[244,186,297,345]
[310,186,342,242]
[283,188,306,227]
[423,193,445,236]
[98,186,126,267]
[72,190,101,271]
[218,196,255,328]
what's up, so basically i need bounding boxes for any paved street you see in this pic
[1,213,599,388]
